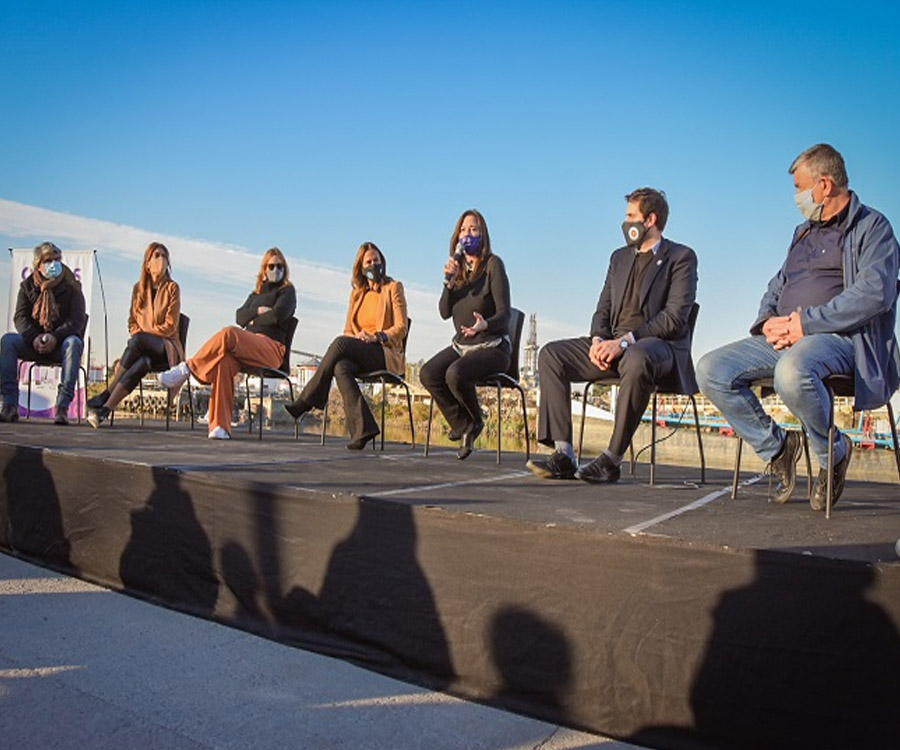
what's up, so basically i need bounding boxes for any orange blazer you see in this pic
[343,278,408,375]
[127,279,184,367]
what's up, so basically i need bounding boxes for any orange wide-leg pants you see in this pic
[187,326,284,434]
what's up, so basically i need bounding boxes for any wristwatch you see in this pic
[619,337,629,350]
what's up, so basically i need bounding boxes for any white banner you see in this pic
[6,248,95,417]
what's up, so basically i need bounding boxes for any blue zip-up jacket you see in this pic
[751,192,900,410]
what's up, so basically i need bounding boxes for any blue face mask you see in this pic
[460,235,483,256]
[42,260,62,279]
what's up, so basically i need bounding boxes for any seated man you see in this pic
[527,187,698,483]
[0,242,87,425]
[697,144,900,510]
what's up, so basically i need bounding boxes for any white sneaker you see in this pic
[208,426,231,440]
[159,361,190,390]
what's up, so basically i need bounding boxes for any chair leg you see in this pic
[518,384,530,461]
[26,364,33,419]
[732,436,743,499]
[404,384,415,449]
[690,395,705,485]
[139,379,145,426]
[887,401,900,486]
[495,383,502,465]
[650,392,658,486]
[826,388,836,519]
[801,430,812,500]
[424,399,434,456]
[321,400,329,445]
[187,381,195,431]
[379,379,386,451]
[577,383,589,463]
[258,385,264,440]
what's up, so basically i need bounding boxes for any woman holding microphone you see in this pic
[420,209,511,460]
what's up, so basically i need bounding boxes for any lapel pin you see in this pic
[656,259,663,266]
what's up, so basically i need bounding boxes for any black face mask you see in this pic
[621,220,649,248]
[365,263,384,282]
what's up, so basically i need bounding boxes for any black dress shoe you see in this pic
[53,406,69,426]
[448,423,468,441]
[347,432,378,450]
[810,434,853,512]
[526,451,578,480]
[0,403,19,423]
[575,453,621,483]
[284,398,311,420]
[768,430,803,504]
[457,421,484,460]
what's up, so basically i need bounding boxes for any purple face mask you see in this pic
[460,235,483,256]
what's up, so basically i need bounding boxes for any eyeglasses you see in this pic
[267,263,284,270]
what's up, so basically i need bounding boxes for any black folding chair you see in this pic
[320,319,414,450]
[576,302,705,485]
[135,314,194,430]
[242,317,298,440]
[26,316,89,423]
[424,307,530,464]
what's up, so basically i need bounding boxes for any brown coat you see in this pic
[128,279,184,367]
[343,279,408,375]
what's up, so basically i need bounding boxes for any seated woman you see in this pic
[284,241,407,450]
[420,209,511,460]
[159,247,296,439]
[88,242,183,427]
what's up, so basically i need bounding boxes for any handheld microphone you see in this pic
[444,242,464,286]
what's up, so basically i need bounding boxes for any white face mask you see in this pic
[266,266,284,284]
[794,187,824,222]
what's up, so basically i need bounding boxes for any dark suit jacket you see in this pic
[590,237,699,394]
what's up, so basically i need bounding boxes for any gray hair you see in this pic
[33,241,62,267]
[789,143,849,189]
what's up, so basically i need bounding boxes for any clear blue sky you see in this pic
[2,0,899,365]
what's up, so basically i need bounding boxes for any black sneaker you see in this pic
[87,406,110,429]
[526,451,577,480]
[0,403,19,423]
[768,430,803,504]
[811,434,853,512]
[575,453,621,484]
[53,406,69,426]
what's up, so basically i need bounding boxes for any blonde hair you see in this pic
[254,247,291,293]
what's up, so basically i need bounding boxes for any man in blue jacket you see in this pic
[697,144,900,510]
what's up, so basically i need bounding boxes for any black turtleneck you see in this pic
[234,280,297,345]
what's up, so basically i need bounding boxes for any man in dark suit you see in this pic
[527,188,698,483]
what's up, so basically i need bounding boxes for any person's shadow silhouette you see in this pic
[688,550,900,750]
[1,446,74,572]
[120,466,218,615]
[489,605,573,718]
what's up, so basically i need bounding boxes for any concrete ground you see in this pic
[0,552,644,750]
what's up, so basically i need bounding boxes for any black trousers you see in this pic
[118,333,170,392]
[300,336,386,441]
[419,342,511,434]
[537,336,675,457]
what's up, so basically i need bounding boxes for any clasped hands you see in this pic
[589,337,624,370]
[33,333,57,354]
[762,311,804,350]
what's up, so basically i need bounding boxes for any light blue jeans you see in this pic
[696,334,855,466]
[0,332,84,409]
